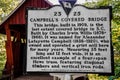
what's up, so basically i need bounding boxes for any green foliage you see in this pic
[114,55,120,78]
[112,22,120,54]
[111,1,120,24]
[84,0,120,54]
[0,0,19,22]
[0,34,6,78]
[88,74,108,80]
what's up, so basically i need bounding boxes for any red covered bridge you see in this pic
[0,0,52,78]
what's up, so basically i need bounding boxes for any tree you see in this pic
[0,0,19,22]
[84,0,120,54]
[84,0,120,21]
[84,0,120,79]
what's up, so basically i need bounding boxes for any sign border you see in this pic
[25,5,114,75]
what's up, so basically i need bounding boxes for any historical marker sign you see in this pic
[26,5,113,73]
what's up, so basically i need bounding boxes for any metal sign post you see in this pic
[50,73,87,80]
[64,74,72,80]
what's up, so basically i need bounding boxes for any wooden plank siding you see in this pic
[2,0,51,26]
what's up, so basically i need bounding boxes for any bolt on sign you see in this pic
[26,0,114,74]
